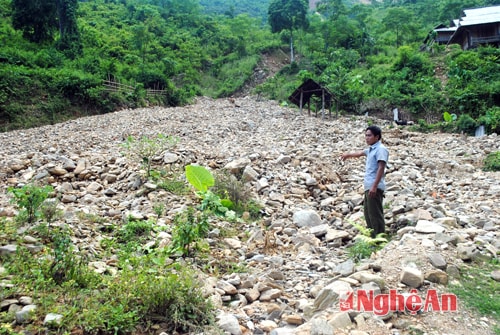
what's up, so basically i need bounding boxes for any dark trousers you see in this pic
[364,189,385,237]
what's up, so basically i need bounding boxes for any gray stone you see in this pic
[415,220,445,234]
[457,243,477,261]
[293,209,322,228]
[360,281,381,295]
[44,313,63,326]
[242,165,259,182]
[163,152,179,164]
[256,178,270,192]
[15,305,37,324]
[428,253,447,270]
[310,318,334,335]
[313,280,352,311]
[400,267,424,288]
[259,288,282,301]
[224,157,251,175]
[217,313,242,335]
[276,155,291,164]
[0,299,19,311]
[325,229,350,242]
[349,271,386,290]
[0,244,17,256]
[435,217,459,228]
[328,311,352,330]
[335,259,356,277]
[216,280,238,295]
[310,224,328,237]
[491,270,500,282]
[446,265,461,278]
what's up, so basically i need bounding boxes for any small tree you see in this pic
[122,134,179,179]
[8,184,54,224]
[268,0,309,63]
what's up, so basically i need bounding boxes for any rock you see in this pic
[242,166,259,182]
[400,267,424,288]
[217,312,242,335]
[217,280,238,295]
[349,271,386,290]
[325,229,350,242]
[44,313,63,326]
[293,209,322,228]
[224,157,251,175]
[328,311,352,330]
[425,269,448,285]
[163,152,179,164]
[415,220,446,234]
[259,288,282,302]
[457,243,477,261]
[335,259,356,276]
[314,280,353,311]
[1,299,19,311]
[0,244,17,256]
[282,314,303,325]
[428,253,447,270]
[16,305,37,324]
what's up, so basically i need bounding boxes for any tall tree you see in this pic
[383,7,416,47]
[316,0,346,20]
[12,0,81,57]
[56,0,82,58]
[268,0,309,63]
[12,0,57,43]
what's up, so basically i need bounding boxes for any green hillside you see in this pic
[0,0,499,134]
[199,0,270,22]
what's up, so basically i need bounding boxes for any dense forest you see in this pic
[0,0,499,134]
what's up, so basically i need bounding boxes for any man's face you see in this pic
[365,130,378,146]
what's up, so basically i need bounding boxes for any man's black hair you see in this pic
[366,125,382,140]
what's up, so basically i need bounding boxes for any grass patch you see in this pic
[1,246,216,334]
[449,260,500,332]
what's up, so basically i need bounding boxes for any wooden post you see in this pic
[321,88,325,120]
[300,91,303,114]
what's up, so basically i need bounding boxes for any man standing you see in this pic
[341,126,389,237]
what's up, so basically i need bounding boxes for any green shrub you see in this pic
[478,107,500,134]
[116,218,154,243]
[48,227,100,287]
[136,265,214,332]
[483,151,500,171]
[169,207,210,256]
[122,133,179,178]
[347,223,388,262]
[456,113,477,135]
[7,184,54,224]
[212,170,262,219]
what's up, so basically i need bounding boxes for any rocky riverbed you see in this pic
[0,96,499,335]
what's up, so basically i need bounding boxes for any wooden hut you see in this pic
[288,79,334,119]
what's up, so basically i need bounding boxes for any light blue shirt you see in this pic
[363,141,389,191]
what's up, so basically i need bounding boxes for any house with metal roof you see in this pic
[425,5,500,50]
[447,5,500,50]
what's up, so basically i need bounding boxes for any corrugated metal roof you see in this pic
[459,5,500,26]
[435,27,457,33]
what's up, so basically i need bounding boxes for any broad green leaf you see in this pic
[185,165,214,192]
